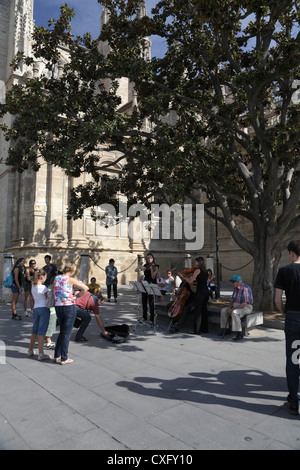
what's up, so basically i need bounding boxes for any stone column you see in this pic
[79,252,90,284]
[184,254,192,269]
[2,252,13,302]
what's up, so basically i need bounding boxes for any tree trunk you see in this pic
[251,236,281,312]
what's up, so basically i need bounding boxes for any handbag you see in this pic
[3,272,13,288]
[46,289,55,308]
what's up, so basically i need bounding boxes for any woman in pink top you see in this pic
[53,265,88,365]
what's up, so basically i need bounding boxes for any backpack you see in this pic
[101,324,130,344]
[3,271,13,288]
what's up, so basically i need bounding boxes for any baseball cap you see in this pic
[230,274,242,282]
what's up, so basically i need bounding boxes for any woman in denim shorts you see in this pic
[28,270,51,361]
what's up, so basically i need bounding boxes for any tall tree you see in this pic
[0,1,300,310]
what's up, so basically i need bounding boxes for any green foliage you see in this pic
[98,0,300,248]
[1,0,299,264]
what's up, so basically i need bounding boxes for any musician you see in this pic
[135,253,157,324]
[177,257,209,334]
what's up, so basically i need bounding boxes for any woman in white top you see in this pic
[53,265,88,365]
[28,269,51,361]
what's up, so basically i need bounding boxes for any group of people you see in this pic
[6,241,300,416]
[165,258,253,341]
[8,255,118,364]
[10,255,57,321]
[166,239,300,416]
[135,252,251,339]
[87,258,118,302]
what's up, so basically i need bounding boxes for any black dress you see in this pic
[193,270,209,334]
[142,265,156,322]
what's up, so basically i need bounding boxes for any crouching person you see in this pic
[75,292,109,342]
[219,275,253,341]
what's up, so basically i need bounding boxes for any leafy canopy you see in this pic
[0,0,299,242]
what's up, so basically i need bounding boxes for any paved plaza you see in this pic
[0,287,299,451]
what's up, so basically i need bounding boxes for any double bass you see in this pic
[168,266,198,321]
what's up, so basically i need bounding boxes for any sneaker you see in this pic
[27,349,35,357]
[45,341,55,349]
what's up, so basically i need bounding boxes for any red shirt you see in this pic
[76,292,99,314]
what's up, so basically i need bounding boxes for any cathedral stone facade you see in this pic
[0,0,256,294]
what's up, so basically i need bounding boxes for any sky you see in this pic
[33,0,166,58]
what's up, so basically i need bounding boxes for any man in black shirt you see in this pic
[43,255,58,287]
[274,239,300,415]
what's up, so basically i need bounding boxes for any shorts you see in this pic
[32,307,50,336]
[11,284,20,293]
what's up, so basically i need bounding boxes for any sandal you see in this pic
[38,353,52,361]
[61,358,74,365]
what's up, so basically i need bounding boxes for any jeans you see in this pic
[75,307,91,341]
[55,304,76,362]
[285,311,300,405]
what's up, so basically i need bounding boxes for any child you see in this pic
[44,285,57,350]
[27,269,52,361]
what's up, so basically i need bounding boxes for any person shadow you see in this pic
[117,369,290,418]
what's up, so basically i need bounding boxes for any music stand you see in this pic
[142,281,163,329]
[129,281,151,331]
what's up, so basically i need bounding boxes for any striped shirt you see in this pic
[232,282,253,305]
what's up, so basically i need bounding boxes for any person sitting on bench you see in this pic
[219,274,253,341]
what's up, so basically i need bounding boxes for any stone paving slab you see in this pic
[0,287,299,452]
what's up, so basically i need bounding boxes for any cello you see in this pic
[168,266,198,321]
